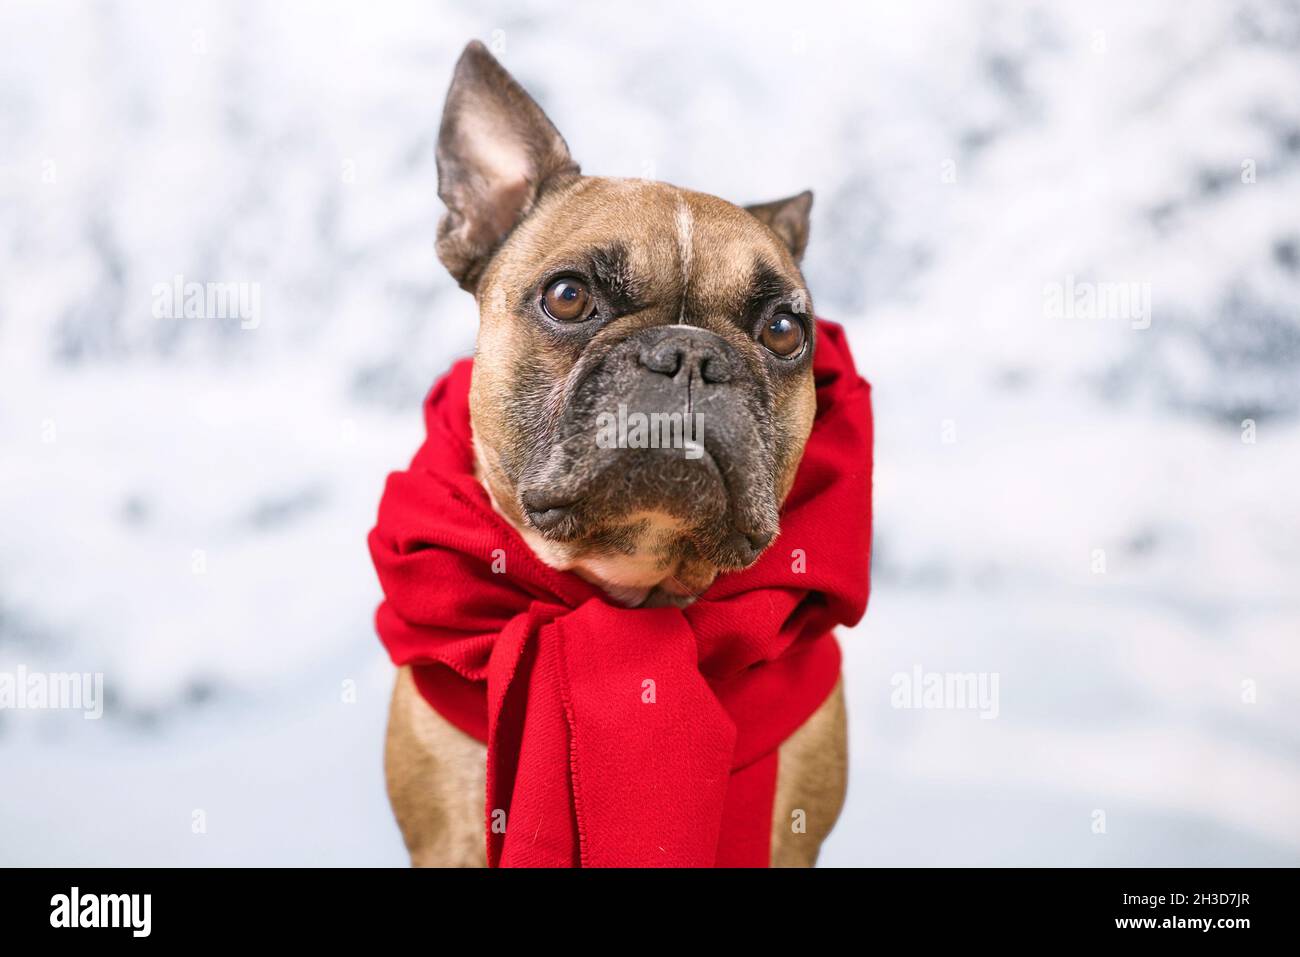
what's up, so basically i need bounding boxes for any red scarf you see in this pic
[369,319,872,867]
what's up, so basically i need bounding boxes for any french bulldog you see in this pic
[384,40,847,867]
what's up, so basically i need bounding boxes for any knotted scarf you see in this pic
[369,319,872,867]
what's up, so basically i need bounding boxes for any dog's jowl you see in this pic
[368,41,873,868]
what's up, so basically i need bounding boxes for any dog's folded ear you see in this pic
[436,41,580,291]
[744,190,814,264]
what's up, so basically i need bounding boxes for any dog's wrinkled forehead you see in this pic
[472,177,816,445]
[464,190,808,415]
[468,177,817,428]
[483,178,806,330]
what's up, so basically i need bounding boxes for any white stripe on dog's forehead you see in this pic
[674,197,693,324]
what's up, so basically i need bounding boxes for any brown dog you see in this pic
[384,40,847,867]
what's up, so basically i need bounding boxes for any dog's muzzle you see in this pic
[517,325,779,567]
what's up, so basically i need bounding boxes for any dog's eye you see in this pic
[759,314,805,357]
[541,278,595,322]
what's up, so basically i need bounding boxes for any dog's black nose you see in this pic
[637,327,735,384]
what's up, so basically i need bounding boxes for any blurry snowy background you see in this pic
[2,0,1298,865]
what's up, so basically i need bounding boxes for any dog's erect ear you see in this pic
[744,190,813,263]
[436,41,579,291]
